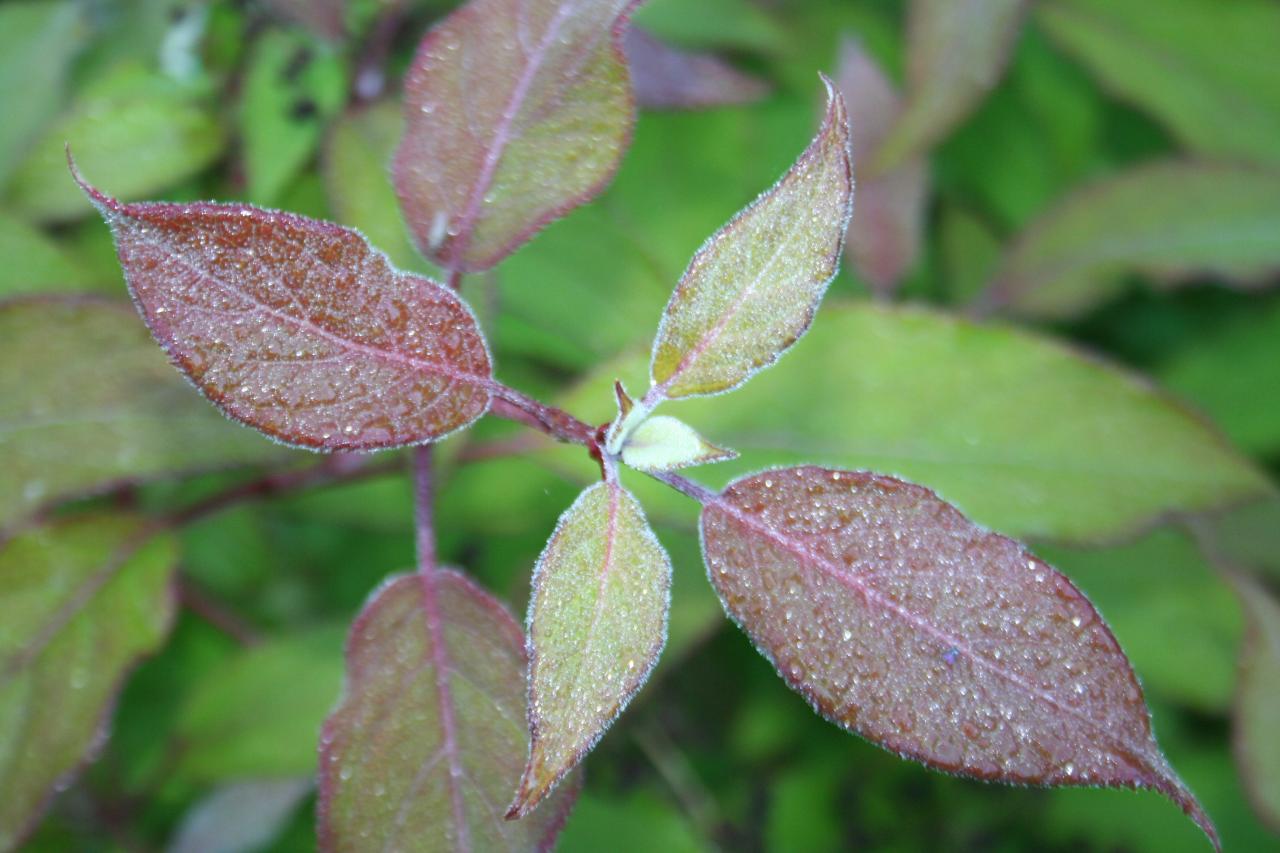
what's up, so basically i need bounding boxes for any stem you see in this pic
[168,453,400,527]
[413,446,437,574]
[647,469,718,505]
[177,576,261,646]
[352,1,408,103]
[489,384,598,447]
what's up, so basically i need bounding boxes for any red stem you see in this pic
[489,384,599,448]
[647,469,718,505]
[413,446,437,574]
[168,453,399,527]
[177,576,261,646]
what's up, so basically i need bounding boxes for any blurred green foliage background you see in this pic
[1,0,1278,850]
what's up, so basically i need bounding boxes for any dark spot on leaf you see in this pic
[290,99,318,121]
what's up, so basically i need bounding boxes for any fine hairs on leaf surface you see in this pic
[319,570,580,851]
[644,75,854,405]
[15,0,1267,846]
[509,479,672,818]
[394,0,641,272]
[70,155,495,452]
[700,466,1219,849]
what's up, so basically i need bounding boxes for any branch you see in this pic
[413,446,437,574]
[167,453,401,527]
[489,384,599,447]
[646,468,718,505]
[177,575,261,646]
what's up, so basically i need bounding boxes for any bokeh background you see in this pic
[2,0,1278,850]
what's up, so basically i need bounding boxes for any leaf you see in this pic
[74,166,494,451]
[870,0,1028,173]
[623,27,769,110]
[168,778,312,853]
[620,415,735,473]
[0,298,289,533]
[938,203,1002,306]
[1228,571,1280,833]
[1038,0,1280,167]
[586,302,1268,543]
[319,570,579,851]
[0,0,89,187]
[323,100,430,274]
[239,29,348,206]
[0,514,177,850]
[648,78,853,401]
[171,627,345,782]
[510,481,671,817]
[1038,528,1242,712]
[393,0,639,272]
[632,0,784,53]
[700,466,1219,848]
[0,210,105,297]
[1159,298,1280,457]
[986,162,1280,319]
[5,63,226,223]
[835,36,928,296]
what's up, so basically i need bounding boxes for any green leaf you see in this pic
[323,99,431,274]
[168,778,312,853]
[557,792,707,853]
[0,514,177,850]
[0,0,89,188]
[648,79,853,400]
[569,302,1268,543]
[510,480,672,817]
[240,29,347,206]
[1159,298,1280,457]
[0,298,290,533]
[986,162,1280,318]
[319,570,580,850]
[632,0,784,52]
[1039,0,1280,167]
[937,202,1001,306]
[1038,527,1242,712]
[170,626,345,782]
[4,63,226,223]
[619,414,735,473]
[0,210,106,297]
[871,0,1028,172]
[1228,571,1280,833]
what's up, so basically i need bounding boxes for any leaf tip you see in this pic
[504,765,546,822]
[65,147,120,216]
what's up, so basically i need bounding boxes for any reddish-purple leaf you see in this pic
[394,0,639,272]
[509,480,671,818]
[624,27,769,110]
[647,78,854,401]
[836,36,928,296]
[73,163,493,451]
[700,466,1220,849]
[319,570,579,851]
[870,0,1028,173]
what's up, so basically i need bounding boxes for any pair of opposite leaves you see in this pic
[71,49,1217,853]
